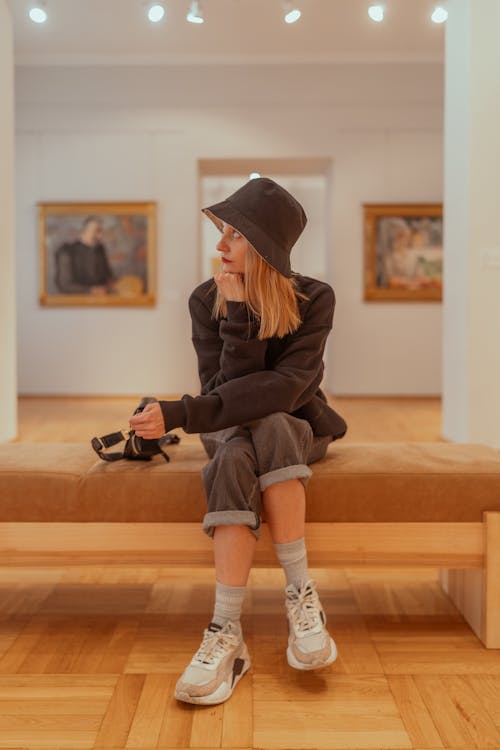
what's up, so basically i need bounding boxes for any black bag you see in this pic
[91,396,180,463]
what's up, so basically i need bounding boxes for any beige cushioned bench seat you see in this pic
[1,439,500,649]
[0,441,500,523]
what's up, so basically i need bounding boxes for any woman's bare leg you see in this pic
[262,478,305,543]
[212,477,305,586]
[261,478,310,590]
[175,524,255,704]
[213,525,257,586]
[261,478,336,671]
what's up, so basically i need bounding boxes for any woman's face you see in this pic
[216,222,248,274]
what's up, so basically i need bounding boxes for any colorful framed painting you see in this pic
[39,202,157,306]
[363,203,443,301]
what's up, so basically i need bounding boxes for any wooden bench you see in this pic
[1,440,500,648]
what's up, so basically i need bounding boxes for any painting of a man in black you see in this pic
[55,216,116,295]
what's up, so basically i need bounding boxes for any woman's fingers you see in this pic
[129,413,152,425]
[214,271,245,301]
[129,402,165,438]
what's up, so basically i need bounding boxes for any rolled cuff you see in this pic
[258,464,313,492]
[202,510,261,539]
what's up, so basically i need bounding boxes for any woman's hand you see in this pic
[128,401,165,439]
[214,271,245,302]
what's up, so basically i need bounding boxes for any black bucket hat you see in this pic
[201,177,307,277]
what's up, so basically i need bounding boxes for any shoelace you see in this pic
[193,626,239,666]
[286,583,323,635]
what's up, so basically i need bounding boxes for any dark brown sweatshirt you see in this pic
[159,273,347,439]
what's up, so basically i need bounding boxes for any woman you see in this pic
[128,177,347,706]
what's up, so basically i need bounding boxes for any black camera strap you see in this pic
[91,429,180,463]
[91,429,133,462]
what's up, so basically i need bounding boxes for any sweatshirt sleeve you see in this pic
[158,283,335,435]
[188,290,268,395]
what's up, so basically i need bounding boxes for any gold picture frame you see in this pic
[363,203,443,302]
[39,201,157,306]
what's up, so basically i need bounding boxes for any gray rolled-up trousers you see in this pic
[199,411,332,539]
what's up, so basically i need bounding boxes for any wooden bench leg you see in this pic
[439,511,500,648]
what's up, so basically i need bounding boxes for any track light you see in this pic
[282,1,301,24]
[187,1,204,24]
[146,3,166,23]
[368,3,385,23]
[29,2,48,23]
[431,4,448,23]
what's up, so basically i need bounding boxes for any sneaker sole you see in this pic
[286,637,337,671]
[174,649,251,705]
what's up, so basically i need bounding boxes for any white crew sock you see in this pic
[274,537,310,590]
[212,581,247,627]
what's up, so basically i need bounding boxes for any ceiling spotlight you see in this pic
[147,3,165,23]
[368,4,385,23]
[29,3,48,23]
[187,1,204,23]
[249,172,261,180]
[431,4,448,23]
[282,1,301,24]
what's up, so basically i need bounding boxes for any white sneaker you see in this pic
[174,620,251,705]
[285,579,337,670]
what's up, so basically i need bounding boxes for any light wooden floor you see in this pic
[3,396,500,750]
[15,394,444,443]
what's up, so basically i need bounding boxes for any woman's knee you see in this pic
[212,436,256,467]
[202,437,256,483]
[250,413,314,476]
[254,412,313,445]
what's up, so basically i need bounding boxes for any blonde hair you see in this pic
[212,242,309,340]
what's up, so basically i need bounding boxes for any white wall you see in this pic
[15,63,444,396]
[0,0,17,440]
[442,0,470,441]
[443,0,500,447]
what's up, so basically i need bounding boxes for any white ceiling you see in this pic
[11,0,445,66]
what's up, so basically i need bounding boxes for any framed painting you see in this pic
[39,202,157,306]
[363,203,443,301]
